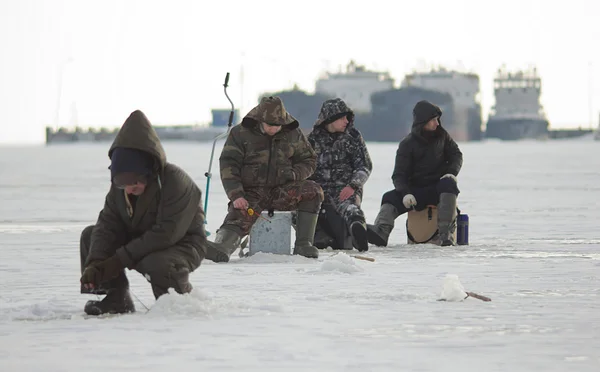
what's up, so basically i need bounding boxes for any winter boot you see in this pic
[83,275,135,316]
[313,227,334,249]
[366,203,399,247]
[350,218,369,252]
[205,228,242,263]
[293,211,320,259]
[149,266,194,299]
[437,193,458,246]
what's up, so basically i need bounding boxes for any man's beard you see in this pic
[422,127,440,139]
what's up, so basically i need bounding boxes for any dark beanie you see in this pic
[412,100,442,127]
[109,147,154,181]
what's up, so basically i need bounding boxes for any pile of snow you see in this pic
[147,288,219,318]
[439,274,468,302]
[319,252,365,273]
[147,288,285,319]
[233,251,316,264]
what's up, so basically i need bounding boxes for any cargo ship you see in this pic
[485,66,550,140]
[45,109,239,145]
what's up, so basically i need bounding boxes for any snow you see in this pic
[439,274,468,302]
[1,140,599,371]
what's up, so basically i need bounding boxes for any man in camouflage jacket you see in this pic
[307,98,373,252]
[205,96,324,262]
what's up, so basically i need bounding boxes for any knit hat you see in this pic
[109,147,154,183]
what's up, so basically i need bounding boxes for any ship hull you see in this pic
[45,126,227,145]
[485,118,549,140]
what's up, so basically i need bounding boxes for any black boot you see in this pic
[350,219,369,252]
[314,227,335,249]
[150,266,194,299]
[84,275,135,316]
[366,204,399,247]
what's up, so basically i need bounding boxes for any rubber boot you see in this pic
[84,274,135,316]
[205,228,242,263]
[293,211,319,259]
[350,218,369,252]
[437,193,458,246]
[366,203,399,247]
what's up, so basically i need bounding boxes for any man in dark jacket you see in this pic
[307,98,372,252]
[367,100,463,247]
[79,110,207,316]
[205,96,324,262]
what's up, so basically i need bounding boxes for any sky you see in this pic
[0,0,598,144]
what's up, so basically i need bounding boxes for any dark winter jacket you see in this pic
[308,98,372,199]
[86,110,206,269]
[392,100,463,196]
[219,96,317,201]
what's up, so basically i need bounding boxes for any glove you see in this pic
[95,255,125,282]
[441,173,457,183]
[402,194,417,209]
[80,262,102,288]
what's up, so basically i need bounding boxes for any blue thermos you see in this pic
[457,213,469,245]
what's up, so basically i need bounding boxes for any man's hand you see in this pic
[339,186,355,201]
[233,197,249,210]
[96,255,124,282]
[402,194,417,209]
[80,262,102,290]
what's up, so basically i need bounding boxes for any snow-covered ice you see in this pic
[1,140,599,371]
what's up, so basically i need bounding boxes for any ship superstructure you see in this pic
[401,67,482,141]
[315,60,394,113]
[485,66,549,140]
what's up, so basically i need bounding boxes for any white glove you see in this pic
[441,173,457,183]
[402,194,417,209]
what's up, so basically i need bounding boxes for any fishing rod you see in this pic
[203,72,235,236]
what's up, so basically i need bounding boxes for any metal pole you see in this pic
[203,73,235,235]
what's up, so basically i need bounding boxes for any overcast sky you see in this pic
[0,0,598,144]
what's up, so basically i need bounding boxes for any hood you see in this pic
[241,96,299,130]
[108,110,167,173]
[411,100,442,135]
[314,98,355,128]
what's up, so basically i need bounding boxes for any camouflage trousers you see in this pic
[220,180,324,236]
[324,189,365,225]
[311,190,365,250]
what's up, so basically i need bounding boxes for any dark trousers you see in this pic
[381,178,459,214]
[80,225,201,299]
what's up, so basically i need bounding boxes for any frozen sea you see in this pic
[1,137,599,371]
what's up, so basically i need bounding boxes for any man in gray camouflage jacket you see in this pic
[307,98,373,252]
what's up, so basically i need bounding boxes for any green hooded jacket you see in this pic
[86,110,206,269]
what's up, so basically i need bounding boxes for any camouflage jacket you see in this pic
[219,96,317,201]
[308,98,372,199]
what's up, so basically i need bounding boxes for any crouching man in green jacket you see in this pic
[79,110,207,316]
[205,96,324,262]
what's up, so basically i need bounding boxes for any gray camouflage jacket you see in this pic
[307,98,372,200]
